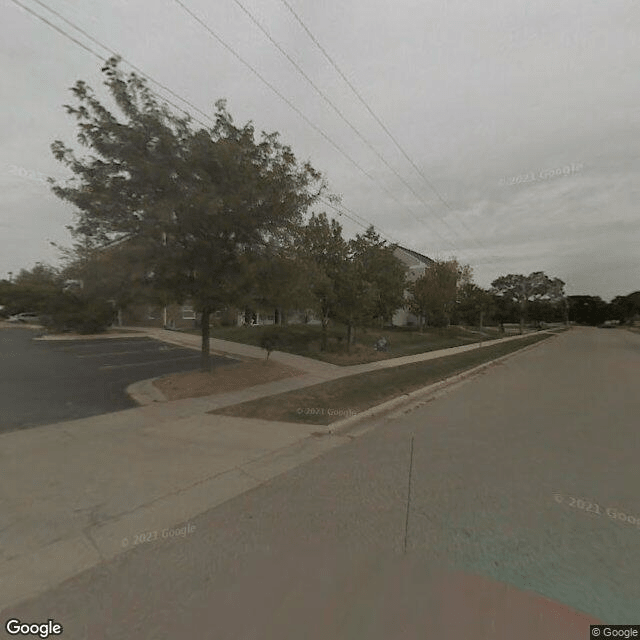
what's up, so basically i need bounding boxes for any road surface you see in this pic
[2,327,638,637]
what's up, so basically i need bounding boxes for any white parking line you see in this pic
[99,355,201,370]
[77,347,181,358]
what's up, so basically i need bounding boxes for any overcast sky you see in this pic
[2,0,638,300]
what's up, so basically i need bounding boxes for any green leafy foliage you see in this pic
[609,291,640,324]
[42,294,115,334]
[50,58,325,369]
[491,272,566,332]
[456,283,495,327]
[408,259,471,328]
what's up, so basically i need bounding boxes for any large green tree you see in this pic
[55,236,149,323]
[457,282,495,328]
[51,57,325,370]
[610,291,640,325]
[298,212,348,351]
[567,295,608,325]
[0,263,62,316]
[491,272,566,334]
[333,227,407,349]
[247,233,318,325]
[349,227,407,328]
[409,259,471,329]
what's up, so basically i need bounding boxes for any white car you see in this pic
[7,312,40,324]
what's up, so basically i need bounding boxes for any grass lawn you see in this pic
[183,323,528,366]
[211,332,552,425]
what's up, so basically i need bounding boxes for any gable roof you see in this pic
[395,246,435,266]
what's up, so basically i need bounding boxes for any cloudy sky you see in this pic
[1,0,638,300]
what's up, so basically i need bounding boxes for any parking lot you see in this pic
[0,327,237,432]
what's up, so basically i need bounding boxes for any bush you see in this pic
[42,294,115,334]
[259,329,287,359]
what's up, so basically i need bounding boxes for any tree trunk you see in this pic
[321,315,329,351]
[346,322,352,353]
[200,308,211,372]
[479,309,484,329]
[519,315,525,335]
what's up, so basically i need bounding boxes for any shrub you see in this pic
[260,330,287,359]
[42,293,115,334]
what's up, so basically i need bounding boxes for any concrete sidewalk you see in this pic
[0,406,350,609]
[125,327,342,379]
[0,328,560,609]
[127,328,551,405]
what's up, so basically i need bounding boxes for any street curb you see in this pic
[328,332,558,435]
[126,377,168,405]
[34,331,147,341]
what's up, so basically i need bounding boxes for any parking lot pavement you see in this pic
[0,328,237,432]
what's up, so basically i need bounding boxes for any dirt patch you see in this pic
[153,359,304,400]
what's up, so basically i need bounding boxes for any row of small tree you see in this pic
[407,265,570,333]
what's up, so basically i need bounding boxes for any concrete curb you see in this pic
[126,377,168,405]
[34,331,146,341]
[328,332,558,435]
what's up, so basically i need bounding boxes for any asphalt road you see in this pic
[3,327,639,637]
[0,327,236,432]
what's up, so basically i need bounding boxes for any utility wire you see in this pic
[11,0,454,261]
[279,0,494,256]
[9,0,211,129]
[319,197,444,259]
[25,0,214,128]
[319,197,399,245]
[171,0,462,254]
[231,0,476,252]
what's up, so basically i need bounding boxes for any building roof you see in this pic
[395,246,435,266]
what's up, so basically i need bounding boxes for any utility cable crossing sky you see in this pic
[11,0,500,265]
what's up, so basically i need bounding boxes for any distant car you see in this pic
[7,312,40,324]
[599,320,618,328]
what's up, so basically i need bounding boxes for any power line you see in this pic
[22,0,214,128]
[230,0,479,253]
[11,0,103,62]
[11,0,404,250]
[319,197,398,244]
[170,0,462,254]
[279,0,494,255]
[318,197,446,260]
[11,0,463,263]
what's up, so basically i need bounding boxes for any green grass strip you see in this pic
[212,333,552,425]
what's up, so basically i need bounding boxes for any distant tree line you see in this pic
[567,293,640,326]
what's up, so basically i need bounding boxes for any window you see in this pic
[182,305,196,320]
